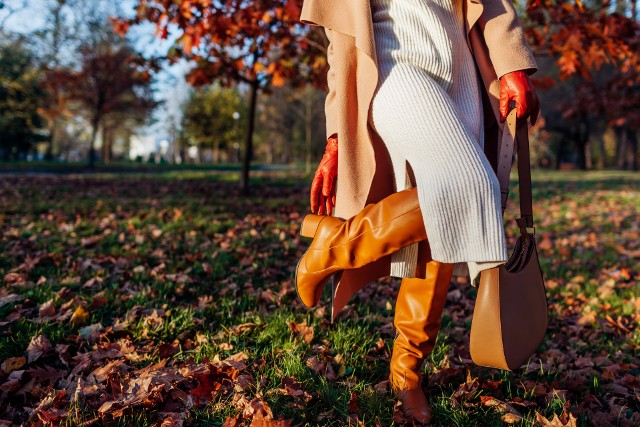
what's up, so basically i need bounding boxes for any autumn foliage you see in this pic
[525,0,640,127]
[118,0,316,89]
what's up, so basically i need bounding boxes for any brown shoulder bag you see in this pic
[469,108,549,371]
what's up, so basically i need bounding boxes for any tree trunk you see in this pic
[305,94,312,174]
[626,127,638,170]
[45,119,57,161]
[242,80,259,196]
[283,113,293,165]
[122,129,132,161]
[266,143,273,164]
[197,143,204,164]
[597,128,606,169]
[555,136,564,169]
[616,126,627,169]
[88,114,100,168]
[576,139,587,170]
[102,126,112,164]
[575,119,590,170]
[213,140,220,164]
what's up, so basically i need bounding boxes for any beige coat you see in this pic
[299,0,538,320]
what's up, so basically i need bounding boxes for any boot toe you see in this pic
[294,254,334,308]
[295,256,318,308]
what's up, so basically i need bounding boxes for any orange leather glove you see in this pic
[499,70,540,126]
[310,133,338,215]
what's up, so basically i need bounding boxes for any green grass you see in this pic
[0,170,638,426]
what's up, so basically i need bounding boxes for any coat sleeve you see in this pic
[478,0,538,79]
[324,27,339,140]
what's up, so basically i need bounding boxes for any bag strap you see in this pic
[495,108,535,235]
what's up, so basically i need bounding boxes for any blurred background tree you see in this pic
[181,84,245,164]
[32,0,81,161]
[0,36,47,160]
[72,32,157,167]
[120,0,329,194]
[524,0,639,170]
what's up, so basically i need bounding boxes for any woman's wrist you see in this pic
[326,134,338,154]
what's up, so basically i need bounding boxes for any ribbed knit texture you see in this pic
[368,0,508,285]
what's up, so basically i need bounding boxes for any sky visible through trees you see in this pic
[0,0,190,143]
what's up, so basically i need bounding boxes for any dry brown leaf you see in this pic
[574,356,594,368]
[1,357,26,374]
[26,335,52,363]
[38,299,56,318]
[374,380,389,395]
[0,370,25,391]
[451,370,480,408]
[279,376,312,403]
[222,414,241,427]
[347,391,358,415]
[324,363,337,382]
[535,411,578,427]
[91,359,125,383]
[249,417,292,427]
[233,322,265,335]
[218,342,234,351]
[243,397,273,419]
[305,356,326,373]
[157,412,188,427]
[480,395,523,424]
[0,293,23,308]
[26,365,67,386]
[501,412,524,423]
[287,320,314,343]
[198,295,213,309]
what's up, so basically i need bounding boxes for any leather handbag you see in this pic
[469,107,549,371]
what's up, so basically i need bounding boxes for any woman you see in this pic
[296,0,540,423]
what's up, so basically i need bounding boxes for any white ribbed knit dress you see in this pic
[368,0,509,284]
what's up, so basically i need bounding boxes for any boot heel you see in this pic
[329,270,343,324]
[300,214,326,238]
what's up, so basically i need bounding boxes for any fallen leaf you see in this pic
[0,293,23,308]
[287,320,314,343]
[38,299,56,318]
[480,395,523,423]
[69,306,89,326]
[535,411,578,427]
[451,370,480,408]
[26,335,52,363]
[347,392,358,415]
[1,357,26,374]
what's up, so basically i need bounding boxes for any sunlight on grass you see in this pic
[0,170,638,425]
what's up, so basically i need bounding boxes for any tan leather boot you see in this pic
[295,186,427,308]
[390,260,454,425]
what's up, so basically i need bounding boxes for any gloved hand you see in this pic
[310,133,338,215]
[499,70,540,126]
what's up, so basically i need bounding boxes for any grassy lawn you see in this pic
[0,170,638,426]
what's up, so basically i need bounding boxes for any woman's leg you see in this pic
[390,260,454,424]
[370,63,508,283]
